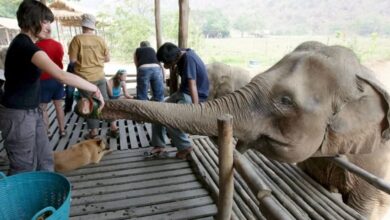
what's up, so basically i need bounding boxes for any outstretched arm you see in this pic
[106,79,113,98]
[32,51,104,109]
[121,81,133,99]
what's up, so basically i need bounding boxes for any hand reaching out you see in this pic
[93,87,105,111]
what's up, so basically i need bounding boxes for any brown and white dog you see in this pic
[54,138,112,173]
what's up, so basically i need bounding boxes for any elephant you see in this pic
[206,62,253,100]
[79,41,390,220]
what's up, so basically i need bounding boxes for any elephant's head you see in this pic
[206,62,253,100]
[85,41,390,163]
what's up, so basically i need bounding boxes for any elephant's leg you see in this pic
[346,180,390,220]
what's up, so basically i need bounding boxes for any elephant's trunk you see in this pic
[97,80,268,140]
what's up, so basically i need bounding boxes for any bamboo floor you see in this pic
[0,103,364,219]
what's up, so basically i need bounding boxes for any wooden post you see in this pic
[234,152,293,219]
[154,0,162,48]
[233,153,271,199]
[55,20,61,42]
[5,29,10,45]
[217,114,234,220]
[329,155,390,195]
[178,0,189,48]
[168,67,178,95]
[168,0,189,95]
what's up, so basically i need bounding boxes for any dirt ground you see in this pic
[364,60,390,91]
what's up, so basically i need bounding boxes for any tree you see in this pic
[199,10,230,38]
[98,0,154,61]
[233,13,263,37]
[0,0,20,18]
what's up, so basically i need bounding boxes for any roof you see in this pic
[49,0,83,27]
[0,17,19,30]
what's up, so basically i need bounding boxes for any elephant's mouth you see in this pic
[259,135,291,153]
[262,135,287,146]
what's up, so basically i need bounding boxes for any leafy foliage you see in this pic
[0,0,20,18]
[99,0,204,61]
[98,0,153,62]
[196,10,230,38]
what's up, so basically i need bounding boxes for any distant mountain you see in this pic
[190,0,390,35]
[77,0,390,35]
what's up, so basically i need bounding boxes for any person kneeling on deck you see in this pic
[150,42,209,160]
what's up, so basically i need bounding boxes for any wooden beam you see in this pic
[328,155,390,195]
[169,0,189,95]
[234,152,293,220]
[154,0,162,48]
[217,115,234,220]
[178,0,189,48]
[5,29,10,45]
[55,20,61,42]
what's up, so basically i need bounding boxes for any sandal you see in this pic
[150,146,166,154]
[144,146,167,158]
[59,130,67,138]
[84,132,99,140]
[107,128,120,139]
[175,147,193,160]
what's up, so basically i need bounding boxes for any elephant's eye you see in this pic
[281,96,294,106]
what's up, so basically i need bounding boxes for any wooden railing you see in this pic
[217,114,292,220]
[105,73,138,85]
[217,114,390,220]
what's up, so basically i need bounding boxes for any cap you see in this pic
[81,13,96,30]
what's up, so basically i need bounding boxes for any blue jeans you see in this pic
[136,67,164,101]
[151,92,192,151]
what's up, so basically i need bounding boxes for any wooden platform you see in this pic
[0,104,365,219]
[190,137,365,220]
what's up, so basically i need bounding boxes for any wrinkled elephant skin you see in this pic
[85,41,390,219]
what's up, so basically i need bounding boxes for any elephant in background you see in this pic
[80,41,390,220]
[206,62,253,100]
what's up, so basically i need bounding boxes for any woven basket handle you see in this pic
[31,206,56,220]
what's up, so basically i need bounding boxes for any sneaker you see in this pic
[175,147,193,160]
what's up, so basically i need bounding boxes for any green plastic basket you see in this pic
[0,171,71,220]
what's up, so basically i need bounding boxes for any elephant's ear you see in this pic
[319,66,390,156]
[357,66,390,140]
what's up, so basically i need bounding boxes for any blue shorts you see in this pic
[40,79,65,103]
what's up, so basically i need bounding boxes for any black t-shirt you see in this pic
[2,33,41,109]
[135,47,159,67]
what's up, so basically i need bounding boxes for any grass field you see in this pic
[195,35,390,72]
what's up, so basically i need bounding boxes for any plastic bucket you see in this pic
[0,171,71,220]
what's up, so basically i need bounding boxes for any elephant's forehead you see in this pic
[262,49,360,90]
